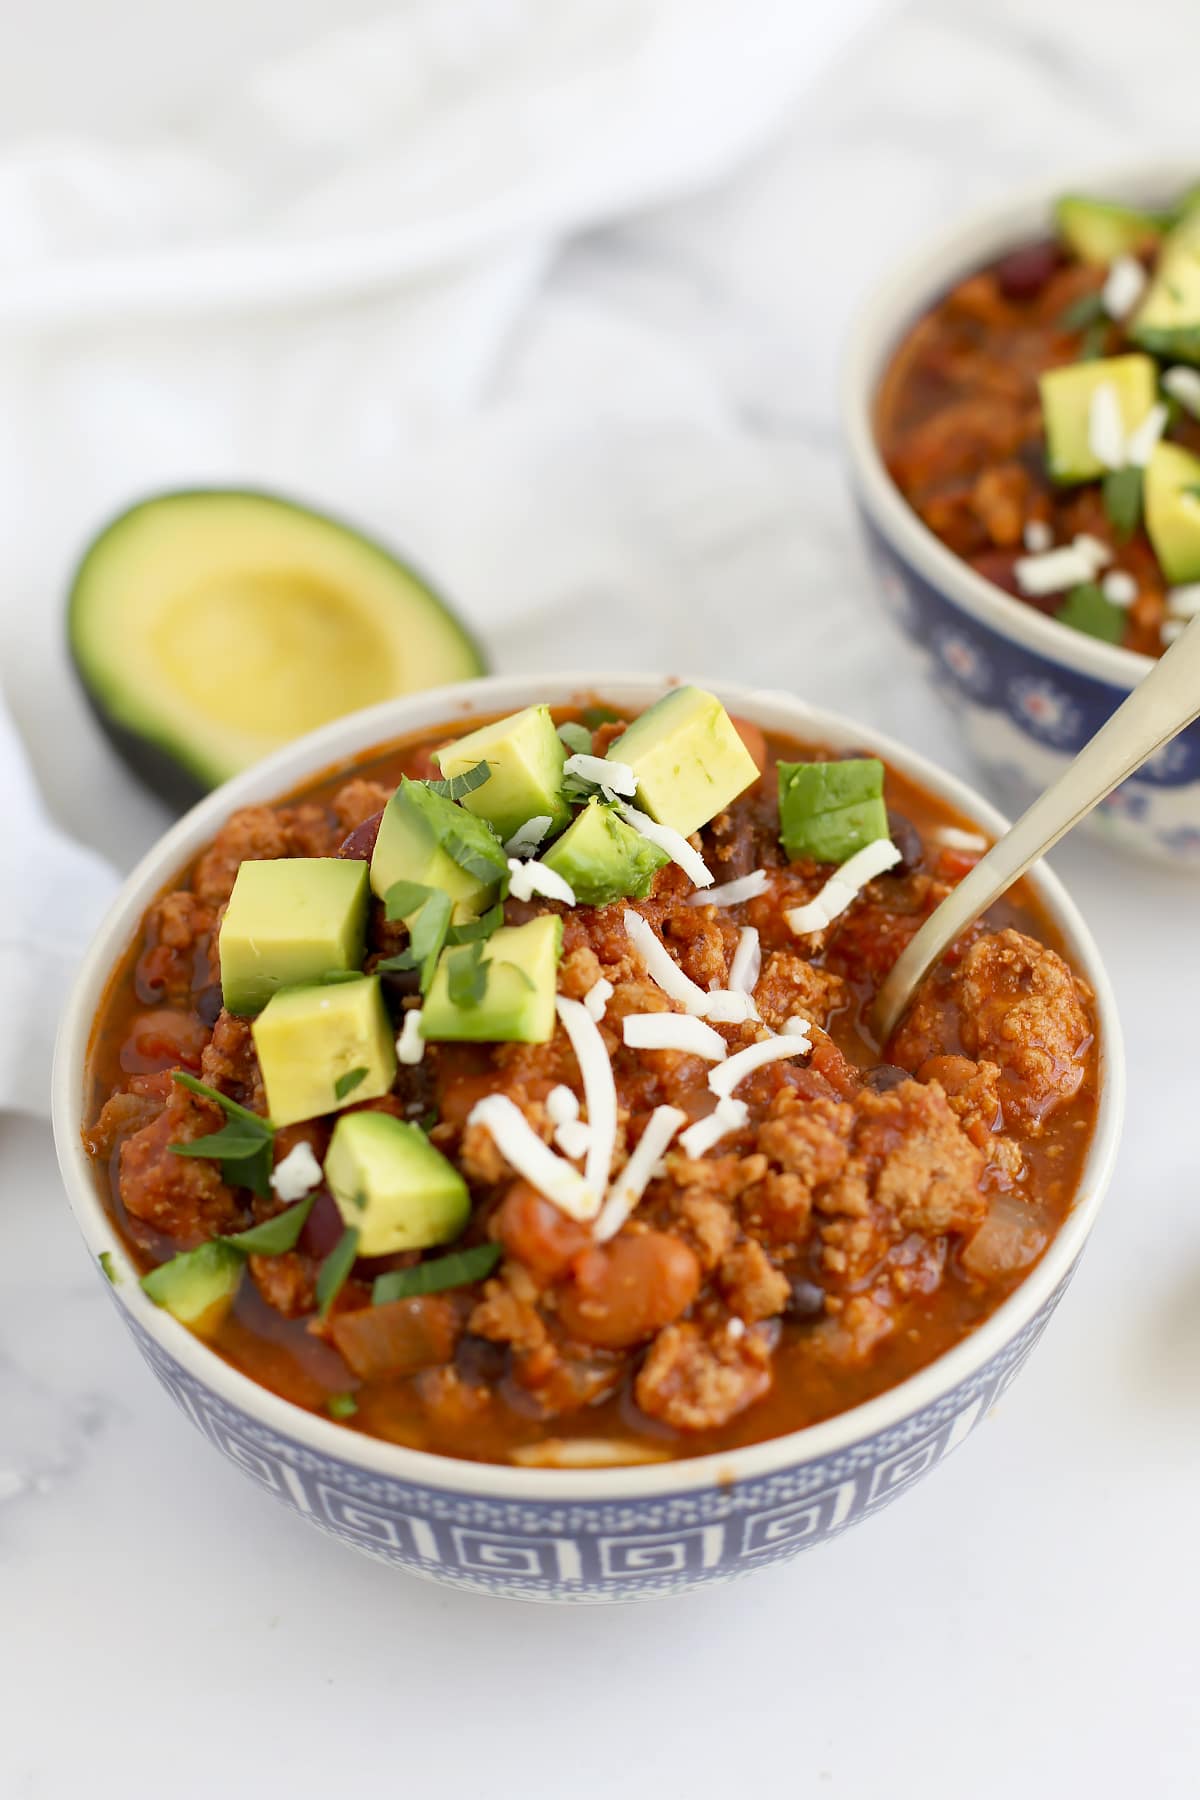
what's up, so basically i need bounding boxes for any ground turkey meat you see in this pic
[636,1320,775,1431]
[118,1089,246,1242]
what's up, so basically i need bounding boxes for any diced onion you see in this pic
[555,996,618,1201]
[677,1097,748,1159]
[785,837,901,936]
[270,1141,323,1202]
[622,909,709,1012]
[729,925,761,994]
[564,752,638,797]
[1022,520,1053,554]
[1101,571,1137,607]
[686,869,768,907]
[708,1033,810,1098]
[616,801,712,888]
[504,814,553,857]
[593,1105,686,1241]
[623,1013,728,1060]
[396,1008,426,1066]
[507,857,576,905]
[467,1094,598,1221]
[582,977,613,1022]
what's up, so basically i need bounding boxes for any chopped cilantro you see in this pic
[580,704,620,729]
[316,1227,360,1319]
[372,1241,502,1304]
[169,1071,275,1199]
[334,1066,368,1101]
[1056,582,1125,644]
[557,721,593,755]
[446,939,489,1009]
[445,902,504,946]
[1059,291,1106,332]
[99,1250,119,1285]
[424,760,492,801]
[327,1393,358,1419]
[221,1194,317,1257]
[1102,465,1143,542]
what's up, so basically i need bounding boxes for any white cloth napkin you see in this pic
[0,0,888,1117]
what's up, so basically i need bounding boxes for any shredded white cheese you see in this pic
[467,1094,598,1221]
[1167,583,1200,619]
[685,869,769,908]
[270,1141,323,1203]
[1088,382,1127,471]
[1126,402,1168,469]
[506,857,576,905]
[623,1013,728,1060]
[545,1085,579,1126]
[1101,254,1147,320]
[934,824,988,852]
[1014,536,1110,597]
[593,1105,686,1242]
[582,976,613,1022]
[554,996,618,1202]
[564,752,638,797]
[782,1016,813,1038]
[678,1097,749,1160]
[729,925,761,995]
[395,1007,426,1066]
[699,988,759,1024]
[616,801,713,888]
[708,1031,811,1098]
[503,814,553,858]
[510,1438,671,1468]
[1163,365,1200,420]
[623,909,709,1012]
[785,837,902,936]
[1022,519,1053,554]
[1101,570,1138,607]
[555,1118,593,1160]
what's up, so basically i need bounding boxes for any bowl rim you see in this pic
[52,672,1125,1502]
[840,156,1200,691]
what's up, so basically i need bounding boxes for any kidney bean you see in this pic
[863,1062,911,1095]
[995,239,1062,302]
[557,1232,701,1350]
[194,984,224,1028]
[299,1190,345,1260]
[455,1332,511,1387]
[887,809,925,875]
[336,809,384,862]
[784,1276,826,1322]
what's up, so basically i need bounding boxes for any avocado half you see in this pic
[68,489,486,809]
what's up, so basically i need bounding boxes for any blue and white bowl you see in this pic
[52,675,1123,1603]
[842,161,1200,865]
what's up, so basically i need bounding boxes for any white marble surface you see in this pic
[4,1,1200,1793]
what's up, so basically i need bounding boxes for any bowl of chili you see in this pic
[53,674,1123,1602]
[843,160,1200,863]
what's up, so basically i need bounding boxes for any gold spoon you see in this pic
[872,613,1200,1044]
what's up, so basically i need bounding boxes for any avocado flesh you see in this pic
[67,489,486,807]
[1132,207,1200,365]
[324,1111,469,1256]
[541,798,668,905]
[1054,195,1164,265]
[778,759,889,864]
[1038,354,1158,483]
[422,915,563,1044]
[435,705,571,841]
[251,975,397,1129]
[219,857,368,1016]
[369,779,505,920]
[1145,441,1200,582]
[141,1240,244,1337]
[606,686,759,839]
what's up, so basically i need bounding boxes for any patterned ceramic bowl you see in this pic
[842,160,1200,865]
[52,675,1123,1604]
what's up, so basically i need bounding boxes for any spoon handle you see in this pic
[872,615,1200,1044]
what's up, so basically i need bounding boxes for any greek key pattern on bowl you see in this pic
[112,1272,1067,1602]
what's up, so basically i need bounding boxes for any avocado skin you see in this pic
[66,486,488,815]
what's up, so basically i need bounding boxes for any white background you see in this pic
[3,2,1200,1795]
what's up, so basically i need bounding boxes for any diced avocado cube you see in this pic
[1131,206,1200,365]
[1145,441,1200,583]
[606,686,759,838]
[541,798,669,905]
[435,705,571,841]
[1038,354,1158,483]
[370,778,505,922]
[251,975,397,1128]
[218,857,369,1016]
[422,915,562,1044]
[778,759,889,864]
[1054,582,1126,644]
[1054,195,1164,266]
[141,1240,244,1338]
[324,1111,469,1256]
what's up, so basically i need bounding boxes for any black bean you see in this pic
[863,1062,910,1094]
[378,967,421,1004]
[887,809,925,874]
[995,239,1062,302]
[455,1333,510,1387]
[784,1277,826,1322]
[194,984,223,1028]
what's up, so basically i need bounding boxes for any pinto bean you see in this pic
[557,1232,701,1350]
[493,1182,592,1283]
